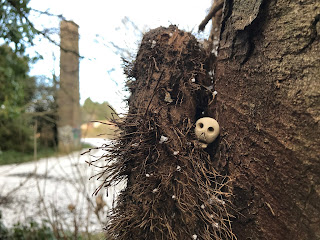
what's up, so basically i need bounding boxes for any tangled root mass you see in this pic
[87,25,236,240]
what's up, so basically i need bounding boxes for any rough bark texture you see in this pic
[213,0,320,239]
[95,26,235,240]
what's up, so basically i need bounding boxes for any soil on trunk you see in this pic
[94,25,236,240]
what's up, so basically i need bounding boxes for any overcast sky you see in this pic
[27,0,212,113]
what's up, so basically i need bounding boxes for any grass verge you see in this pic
[0,143,93,165]
[0,213,107,240]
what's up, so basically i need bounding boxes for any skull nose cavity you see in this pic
[199,133,207,142]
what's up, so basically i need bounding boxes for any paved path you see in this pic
[0,138,125,233]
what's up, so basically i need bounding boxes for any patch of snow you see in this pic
[0,138,126,233]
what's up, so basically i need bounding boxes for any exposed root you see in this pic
[87,25,236,240]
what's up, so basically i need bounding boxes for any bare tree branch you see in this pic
[198,0,224,32]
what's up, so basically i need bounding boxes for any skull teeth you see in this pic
[199,139,207,144]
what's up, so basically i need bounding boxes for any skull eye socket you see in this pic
[198,123,204,128]
[208,127,214,132]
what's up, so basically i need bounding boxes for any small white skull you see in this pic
[195,117,220,148]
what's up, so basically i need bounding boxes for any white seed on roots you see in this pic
[159,135,168,144]
[151,40,156,48]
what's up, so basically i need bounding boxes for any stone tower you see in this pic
[58,20,80,152]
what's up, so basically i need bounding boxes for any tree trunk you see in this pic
[101,26,235,240]
[213,0,320,239]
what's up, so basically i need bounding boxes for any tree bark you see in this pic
[213,0,320,239]
[103,26,235,240]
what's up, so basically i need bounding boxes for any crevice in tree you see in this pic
[220,0,234,41]
[298,14,320,54]
[240,29,254,65]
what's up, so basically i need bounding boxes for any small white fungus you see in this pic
[169,32,173,37]
[152,188,158,193]
[213,91,218,96]
[192,234,198,239]
[151,40,156,48]
[191,78,196,83]
[211,49,218,56]
[201,204,205,209]
[173,151,179,156]
[176,165,181,171]
[159,135,168,144]
[146,174,150,177]
[172,195,176,199]
[210,196,225,205]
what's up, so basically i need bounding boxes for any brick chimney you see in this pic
[58,20,80,152]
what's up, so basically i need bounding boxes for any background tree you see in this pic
[0,0,61,152]
[206,0,320,239]
[0,44,36,151]
[81,97,117,124]
[29,74,59,147]
[0,0,36,53]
